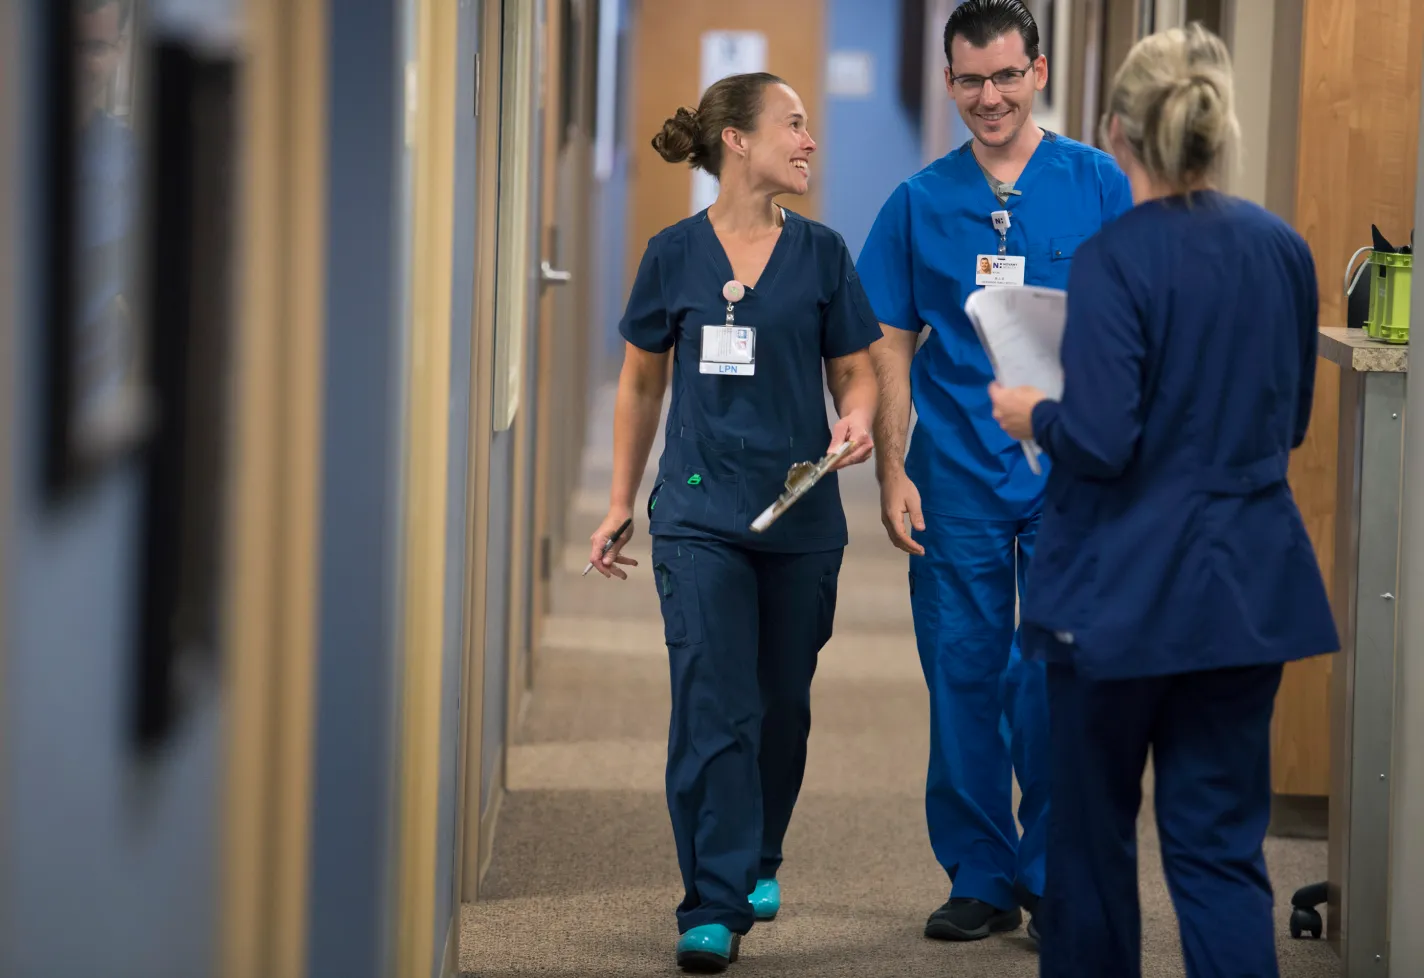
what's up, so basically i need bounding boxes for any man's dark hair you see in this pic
[943,0,1041,68]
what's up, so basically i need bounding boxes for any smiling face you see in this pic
[945,30,1047,151]
[727,83,816,196]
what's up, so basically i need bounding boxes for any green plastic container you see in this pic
[1366,251,1412,344]
[1346,247,1413,344]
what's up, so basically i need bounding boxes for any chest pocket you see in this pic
[1049,234,1086,262]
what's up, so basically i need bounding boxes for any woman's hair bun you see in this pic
[653,107,701,165]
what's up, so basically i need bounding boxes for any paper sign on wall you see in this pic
[826,50,874,98]
[692,30,768,215]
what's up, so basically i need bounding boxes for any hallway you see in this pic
[460,385,1341,978]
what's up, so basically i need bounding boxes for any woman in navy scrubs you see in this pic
[588,72,881,972]
[988,25,1338,978]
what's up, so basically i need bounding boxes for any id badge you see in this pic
[700,324,757,376]
[975,254,1026,287]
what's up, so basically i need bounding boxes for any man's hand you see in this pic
[828,408,874,470]
[879,468,925,555]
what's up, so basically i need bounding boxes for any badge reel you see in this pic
[750,440,856,533]
[700,280,756,376]
[976,209,1026,288]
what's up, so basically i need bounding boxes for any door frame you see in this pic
[220,1,327,976]
[498,0,547,756]
[458,0,505,903]
[0,0,15,806]
[392,0,462,971]
[531,0,598,659]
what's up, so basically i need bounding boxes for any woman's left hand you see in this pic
[829,408,874,470]
[989,382,1047,441]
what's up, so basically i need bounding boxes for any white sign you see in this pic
[692,30,768,214]
[826,50,874,98]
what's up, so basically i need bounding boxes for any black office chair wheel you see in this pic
[1289,881,1328,939]
[1289,907,1323,939]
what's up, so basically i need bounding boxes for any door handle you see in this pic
[540,260,572,285]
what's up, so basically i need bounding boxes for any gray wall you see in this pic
[0,3,226,977]
[304,0,409,975]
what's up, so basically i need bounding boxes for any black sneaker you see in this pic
[1014,881,1042,949]
[924,898,1023,941]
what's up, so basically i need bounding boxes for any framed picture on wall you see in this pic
[44,0,155,500]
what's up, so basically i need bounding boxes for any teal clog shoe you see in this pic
[676,924,740,973]
[748,878,780,921]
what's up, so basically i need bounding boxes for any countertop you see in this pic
[1319,327,1409,373]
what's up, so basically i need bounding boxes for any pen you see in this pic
[583,518,632,577]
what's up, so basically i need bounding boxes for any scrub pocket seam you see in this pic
[654,545,703,649]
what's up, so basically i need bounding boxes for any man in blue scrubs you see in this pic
[856,0,1132,944]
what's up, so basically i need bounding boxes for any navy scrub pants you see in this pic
[907,513,1048,911]
[651,535,842,935]
[1040,661,1284,978]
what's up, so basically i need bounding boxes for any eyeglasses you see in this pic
[950,64,1035,95]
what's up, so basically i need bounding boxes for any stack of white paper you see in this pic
[964,285,1068,475]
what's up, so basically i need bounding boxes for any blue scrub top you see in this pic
[620,208,882,553]
[1024,191,1339,679]
[856,133,1133,521]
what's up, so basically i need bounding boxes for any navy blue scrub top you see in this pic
[1022,191,1340,680]
[620,208,882,553]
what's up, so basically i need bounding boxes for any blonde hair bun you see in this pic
[1105,22,1240,192]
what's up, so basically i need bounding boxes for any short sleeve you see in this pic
[618,239,672,352]
[1032,235,1146,478]
[855,181,918,332]
[822,237,884,360]
[1100,159,1135,223]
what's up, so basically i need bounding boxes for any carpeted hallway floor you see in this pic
[461,386,1340,977]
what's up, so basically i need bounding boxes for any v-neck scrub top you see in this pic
[857,133,1134,521]
[620,208,883,553]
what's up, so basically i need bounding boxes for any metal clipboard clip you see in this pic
[749,440,856,533]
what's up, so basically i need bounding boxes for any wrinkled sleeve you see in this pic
[1101,159,1135,223]
[855,181,918,332]
[618,238,673,352]
[1292,237,1320,449]
[1031,238,1146,479]
[823,235,885,359]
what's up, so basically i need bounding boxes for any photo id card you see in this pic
[975,254,1026,288]
[700,324,757,376]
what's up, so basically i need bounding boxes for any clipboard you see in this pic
[749,440,855,533]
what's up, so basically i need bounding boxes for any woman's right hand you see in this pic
[589,509,638,580]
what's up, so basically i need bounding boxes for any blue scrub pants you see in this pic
[1040,661,1284,978]
[651,536,842,935]
[908,514,1047,911]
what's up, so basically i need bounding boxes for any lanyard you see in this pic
[991,209,1011,256]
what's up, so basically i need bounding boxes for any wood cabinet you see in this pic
[1273,0,1424,804]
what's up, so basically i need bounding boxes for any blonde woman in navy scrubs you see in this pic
[989,24,1338,977]
[588,72,881,972]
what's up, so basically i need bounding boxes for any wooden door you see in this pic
[1274,0,1424,803]
[628,0,825,288]
[530,0,598,667]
